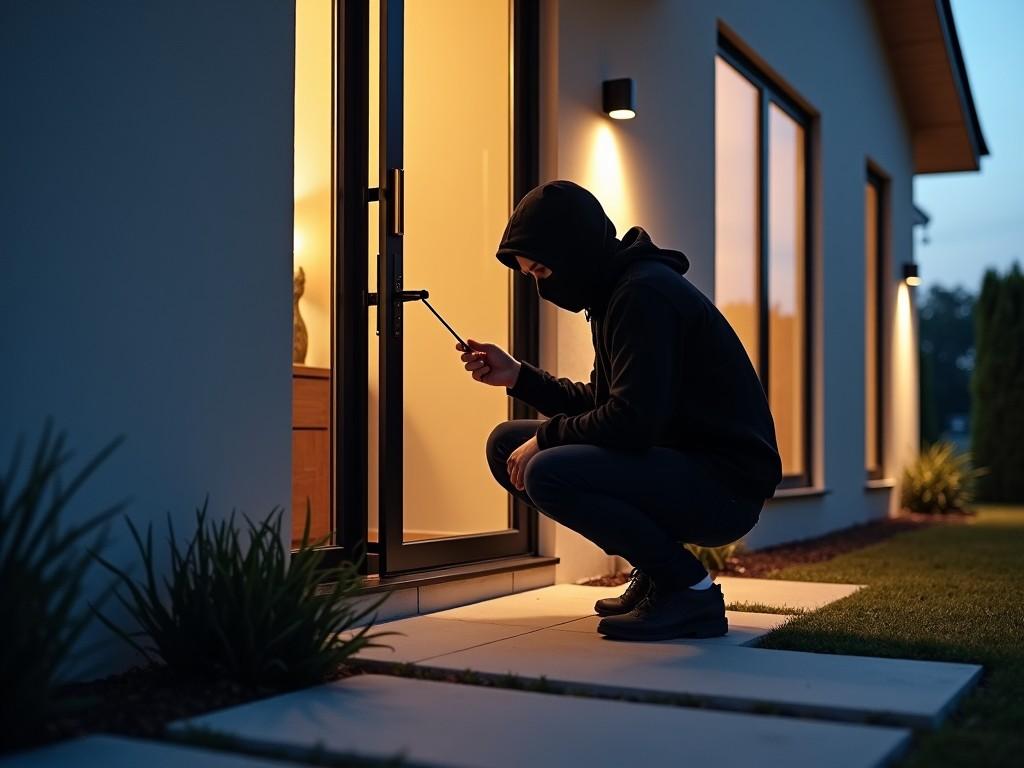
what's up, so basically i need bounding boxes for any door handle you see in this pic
[366,289,427,305]
[367,288,428,338]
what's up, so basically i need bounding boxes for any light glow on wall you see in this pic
[583,119,634,234]
[892,280,919,477]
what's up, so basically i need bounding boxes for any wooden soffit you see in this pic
[871,0,988,173]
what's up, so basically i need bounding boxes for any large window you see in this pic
[715,43,812,488]
[865,171,885,479]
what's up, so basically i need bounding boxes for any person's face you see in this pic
[514,255,552,281]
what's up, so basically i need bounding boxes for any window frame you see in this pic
[716,36,815,490]
[865,166,887,480]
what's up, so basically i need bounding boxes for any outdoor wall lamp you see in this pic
[603,78,636,120]
[903,262,921,286]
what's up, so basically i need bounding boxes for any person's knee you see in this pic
[485,421,514,464]
[523,449,560,503]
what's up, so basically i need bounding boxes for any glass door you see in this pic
[372,0,533,573]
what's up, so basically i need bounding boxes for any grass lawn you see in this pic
[759,504,1024,767]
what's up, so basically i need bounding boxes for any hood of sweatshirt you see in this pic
[495,180,689,316]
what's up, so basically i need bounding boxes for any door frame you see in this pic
[330,0,540,576]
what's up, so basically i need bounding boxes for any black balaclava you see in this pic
[495,180,618,313]
[495,180,690,317]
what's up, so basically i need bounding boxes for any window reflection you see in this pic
[768,104,806,478]
[865,180,880,473]
[714,58,760,369]
[714,55,809,482]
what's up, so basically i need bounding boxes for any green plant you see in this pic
[900,441,985,514]
[95,500,398,688]
[684,541,743,572]
[0,423,124,749]
[971,263,1024,501]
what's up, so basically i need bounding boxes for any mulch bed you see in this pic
[20,664,361,754]
[581,512,973,586]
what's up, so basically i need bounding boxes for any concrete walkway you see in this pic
[5,578,983,768]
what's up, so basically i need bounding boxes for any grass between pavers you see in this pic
[758,504,1024,767]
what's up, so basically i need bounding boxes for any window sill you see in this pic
[865,477,897,490]
[355,555,559,595]
[767,486,831,501]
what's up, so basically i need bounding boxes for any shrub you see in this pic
[685,541,743,572]
[900,441,985,515]
[0,423,124,750]
[95,500,398,689]
[971,263,1024,501]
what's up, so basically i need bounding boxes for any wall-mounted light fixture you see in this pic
[603,78,636,120]
[902,262,921,287]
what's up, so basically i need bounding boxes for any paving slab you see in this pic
[553,610,793,646]
[425,583,621,627]
[0,735,306,768]
[716,576,863,611]
[172,673,911,768]
[344,607,791,665]
[415,627,981,728]
[424,580,861,632]
[341,615,536,663]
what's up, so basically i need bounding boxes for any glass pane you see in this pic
[865,181,879,471]
[714,57,760,369]
[767,103,806,477]
[402,0,512,541]
[368,0,380,542]
[293,0,334,546]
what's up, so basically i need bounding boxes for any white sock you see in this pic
[689,573,714,590]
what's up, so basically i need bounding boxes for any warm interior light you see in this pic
[906,275,921,287]
[608,108,636,120]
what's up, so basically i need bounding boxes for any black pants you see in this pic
[486,419,764,588]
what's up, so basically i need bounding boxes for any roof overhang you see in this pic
[871,0,988,174]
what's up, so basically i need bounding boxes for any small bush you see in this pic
[0,423,124,750]
[684,541,743,572]
[95,501,398,689]
[900,441,985,515]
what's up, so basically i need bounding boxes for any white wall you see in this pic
[543,0,919,569]
[0,1,295,676]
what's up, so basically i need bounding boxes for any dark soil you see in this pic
[581,512,973,586]
[21,663,360,754]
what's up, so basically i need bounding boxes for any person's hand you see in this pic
[507,435,541,491]
[457,338,522,388]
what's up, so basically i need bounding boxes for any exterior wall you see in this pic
[541,0,919,574]
[0,1,295,676]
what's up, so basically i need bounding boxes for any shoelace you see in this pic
[623,567,647,599]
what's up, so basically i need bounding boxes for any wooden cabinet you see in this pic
[292,365,331,547]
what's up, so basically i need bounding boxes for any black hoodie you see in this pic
[496,180,783,500]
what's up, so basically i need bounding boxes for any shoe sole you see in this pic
[594,603,635,617]
[597,618,729,642]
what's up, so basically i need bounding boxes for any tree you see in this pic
[919,284,975,444]
[971,263,1024,501]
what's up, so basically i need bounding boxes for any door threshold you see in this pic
[355,555,559,595]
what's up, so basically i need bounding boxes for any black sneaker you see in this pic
[596,582,728,641]
[594,568,652,616]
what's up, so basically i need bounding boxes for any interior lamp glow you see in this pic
[902,262,921,286]
[603,78,636,120]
